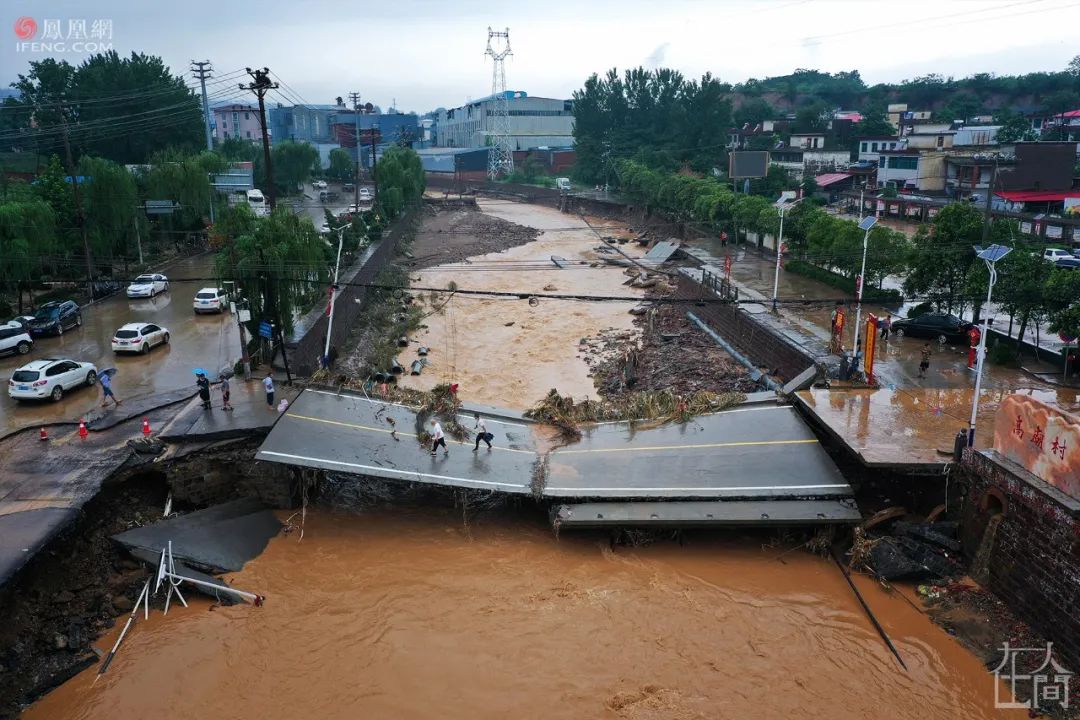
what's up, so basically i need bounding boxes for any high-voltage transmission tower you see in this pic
[484,27,514,180]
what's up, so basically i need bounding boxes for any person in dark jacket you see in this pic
[196,372,212,410]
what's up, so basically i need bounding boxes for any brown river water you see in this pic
[27,507,1022,720]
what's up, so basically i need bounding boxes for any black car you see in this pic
[27,300,82,337]
[891,312,974,345]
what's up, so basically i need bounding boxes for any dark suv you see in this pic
[891,312,974,345]
[28,300,82,337]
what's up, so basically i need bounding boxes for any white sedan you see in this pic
[9,358,98,402]
[111,322,170,354]
[126,273,169,298]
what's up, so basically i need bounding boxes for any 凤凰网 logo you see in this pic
[14,16,37,40]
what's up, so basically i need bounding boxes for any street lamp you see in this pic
[968,243,1012,447]
[851,215,878,357]
[322,226,347,369]
[771,195,802,313]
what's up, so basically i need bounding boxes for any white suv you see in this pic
[0,323,33,356]
[9,358,98,402]
[193,287,227,314]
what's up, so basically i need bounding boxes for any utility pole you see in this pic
[371,129,378,203]
[240,68,279,210]
[190,60,214,151]
[58,106,94,295]
[349,91,361,209]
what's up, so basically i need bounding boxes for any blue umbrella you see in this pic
[100,367,118,378]
[192,368,207,376]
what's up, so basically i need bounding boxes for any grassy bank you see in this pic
[785,260,903,304]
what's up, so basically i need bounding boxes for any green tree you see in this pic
[903,203,983,312]
[214,205,329,337]
[995,111,1038,143]
[271,141,319,195]
[219,137,258,162]
[734,98,774,127]
[793,100,830,133]
[375,145,424,220]
[77,156,138,264]
[995,249,1054,352]
[9,52,202,163]
[854,100,894,137]
[327,148,354,181]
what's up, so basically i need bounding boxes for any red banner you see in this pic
[863,314,877,382]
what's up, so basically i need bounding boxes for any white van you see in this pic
[555,177,572,191]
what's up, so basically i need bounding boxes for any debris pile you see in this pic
[524,387,746,439]
[408,204,540,269]
[859,520,964,581]
[581,304,758,399]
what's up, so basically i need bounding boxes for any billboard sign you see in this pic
[729,151,769,179]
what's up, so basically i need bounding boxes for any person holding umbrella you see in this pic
[99,367,121,407]
[194,369,212,410]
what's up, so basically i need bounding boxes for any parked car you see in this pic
[358,187,373,201]
[8,358,97,402]
[1054,257,1080,270]
[193,287,227,314]
[891,313,975,344]
[319,190,341,203]
[91,279,123,300]
[4,316,34,333]
[27,300,81,336]
[111,322,170,354]
[126,273,169,298]
[342,182,355,193]
[313,180,328,190]
[1042,248,1072,263]
[0,323,33,356]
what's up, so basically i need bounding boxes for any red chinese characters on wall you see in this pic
[994,395,1080,501]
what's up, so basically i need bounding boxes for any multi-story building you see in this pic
[770,147,851,180]
[435,91,574,150]
[876,149,947,192]
[213,104,262,143]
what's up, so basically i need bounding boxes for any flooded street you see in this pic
[0,254,237,434]
[400,200,643,409]
[26,508,1021,720]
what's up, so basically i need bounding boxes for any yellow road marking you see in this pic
[551,439,818,455]
[286,413,536,454]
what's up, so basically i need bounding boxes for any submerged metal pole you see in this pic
[831,549,907,671]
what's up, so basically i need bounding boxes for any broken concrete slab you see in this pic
[782,366,819,395]
[112,497,281,574]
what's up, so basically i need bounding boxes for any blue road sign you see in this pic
[258,321,273,339]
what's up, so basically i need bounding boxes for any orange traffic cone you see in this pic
[39,426,48,441]
[142,417,151,437]
[78,419,88,440]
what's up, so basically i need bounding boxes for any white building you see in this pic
[436,91,574,150]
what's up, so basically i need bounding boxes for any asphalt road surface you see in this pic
[259,390,853,501]
[0,253,239,435]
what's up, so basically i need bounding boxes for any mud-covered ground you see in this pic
[406,201,540,270]
[0,473,167,719]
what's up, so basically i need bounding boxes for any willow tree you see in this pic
[215,205,330,338]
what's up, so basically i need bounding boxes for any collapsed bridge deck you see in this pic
[256,389,859,522]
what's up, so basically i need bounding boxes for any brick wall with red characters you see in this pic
[960,448,1080,669]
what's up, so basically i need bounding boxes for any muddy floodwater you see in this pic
[27,508,1022,720]
[400,200,643,409]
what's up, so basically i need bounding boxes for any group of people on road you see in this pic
[428,413,495,456]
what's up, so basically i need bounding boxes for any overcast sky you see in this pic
[5,0,1079,112]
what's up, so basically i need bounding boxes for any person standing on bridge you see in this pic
[473,413,493,451]
[263,371,275,410]
[219,375,233,412]
[430,418,448,456]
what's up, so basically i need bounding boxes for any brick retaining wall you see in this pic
[673,274,822,384]
[960,449,1080,669]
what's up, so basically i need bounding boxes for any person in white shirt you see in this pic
[473,413,493,451]
[429,418,448,456]
[263,371,275,409]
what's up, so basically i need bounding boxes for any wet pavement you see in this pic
[0,254,239,437]
[259,389,855,502]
